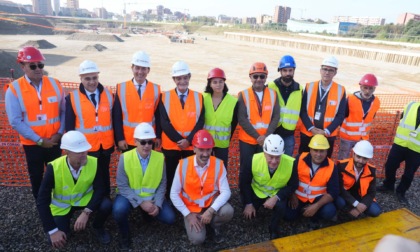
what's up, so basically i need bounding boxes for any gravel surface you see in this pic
[0,179,419,252]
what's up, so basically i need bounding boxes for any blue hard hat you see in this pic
[278,55,296,70]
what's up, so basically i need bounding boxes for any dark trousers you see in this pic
[162,149,194,196]
[88,146,114,197]
[213,147,229,171]
[53,197,112,234]
[298,133,336,158]
[248,192,287,231]
[383,144,420,194]
[284,196,336,221]
[23,144,62,199]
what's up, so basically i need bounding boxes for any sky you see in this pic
[12,0,420,23]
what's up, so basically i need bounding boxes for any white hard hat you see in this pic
[322,56,339,68]
[60,131,92,152]
[79,60,100,75]
[134,122,156,139]
[263,134,284,156]
[353,140,374,159]
[131,51,150,67]
[171,61,190,77]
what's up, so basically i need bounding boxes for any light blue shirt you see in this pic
[5,75,66,142]
[137,151,150,174]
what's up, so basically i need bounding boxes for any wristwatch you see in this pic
[36,138,43,146]
[83,208,92,216]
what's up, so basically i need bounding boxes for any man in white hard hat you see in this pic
[65,60,114,197]
[6,46,65,199]
[159,61,204,196]
[36,131,112,249]
[338,74,380,160]
[113,51,162,152]
[240,134,298,239]
[299,56,347,158]
[113,123,175,250]
[336,140,381,218]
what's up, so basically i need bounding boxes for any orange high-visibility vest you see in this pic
[338,158,375,198]
[300,81,345,137]
[70,88,114,151]
[295,152,334,203]
[238,87,276,145]
[340,94,380,141]
[178,156,223,213]
[161,89,203,151]
[117,80,161,146]
[9,76,62,145]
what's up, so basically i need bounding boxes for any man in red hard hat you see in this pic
[170,129,233,245]
[5,46,65,199]
[338,74,380,160]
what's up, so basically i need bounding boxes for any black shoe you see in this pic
[377,185,394,193]
[118,234,131,250]
[93,228,111,245]
[209,227,225,244]
[270,231,280,240]
[396,192,409,205]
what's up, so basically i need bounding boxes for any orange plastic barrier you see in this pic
[1,79,419,187]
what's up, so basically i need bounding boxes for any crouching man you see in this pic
[170,130,234,245]
[36,131,112,249]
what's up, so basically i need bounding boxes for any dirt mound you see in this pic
[67,33,124,42]
[81,44,107,52]
[120,33,130,37]
[0,50,24,79]
[19,39,56,49]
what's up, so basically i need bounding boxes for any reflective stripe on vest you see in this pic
[338,159,374,198]
[49,156,97,216]
[394,102,420,152]
[72,89,113,134]
[251,153,294,198]
[123,149,163,200]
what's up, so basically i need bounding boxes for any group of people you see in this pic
[5,46,420,249]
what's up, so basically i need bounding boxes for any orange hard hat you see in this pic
[359,74,378,87]
[249,62,268,75]
[207,68,226,80]
[16,46,45,63]
[192,130,214,149]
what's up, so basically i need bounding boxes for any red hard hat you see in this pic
[359,74,378,87]
[192,130,214,149]
[249,62,268,75]
[16,46,45,63]
[207,68,226,80]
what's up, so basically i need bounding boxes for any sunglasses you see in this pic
[29,63,45,70]
[83,76,98,82]
[252,74,267,80]
[139,140,154,146]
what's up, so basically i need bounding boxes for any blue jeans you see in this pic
[284,196,337,221]
[335,196,381,217]
[112,194,175,235]
[282,135,296,157]
[53,197,112,234]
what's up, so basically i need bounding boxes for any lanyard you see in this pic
[318,82,331,110]
[32,83,43,110]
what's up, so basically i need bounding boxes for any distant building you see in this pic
[397,13,420,25]
[66,0,79,9]
[94,7,108,19]
[257,14,272,24]
[32,0,52,15]
[273,5,291,24]
[53,0,59,16]
[332,16,385,26]
[242,17,256,25]
[287,19,358,35]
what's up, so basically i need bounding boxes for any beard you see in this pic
[282,76,293,83]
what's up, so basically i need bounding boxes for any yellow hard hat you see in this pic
[308,134,330,150]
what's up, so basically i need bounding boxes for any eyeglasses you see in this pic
[251,74,267,80]
[83,76,98,82]
[139,140,154,146]
[321,68,336,73]
[29,63,45,70]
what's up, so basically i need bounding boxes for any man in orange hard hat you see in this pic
[170,129,233,245]
[238,62,280,204]
[5,46,65,199]
[338,74,380,160]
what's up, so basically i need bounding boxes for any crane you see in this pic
[123,1,138,29]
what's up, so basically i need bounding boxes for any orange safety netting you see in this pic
[1,79,419,187]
